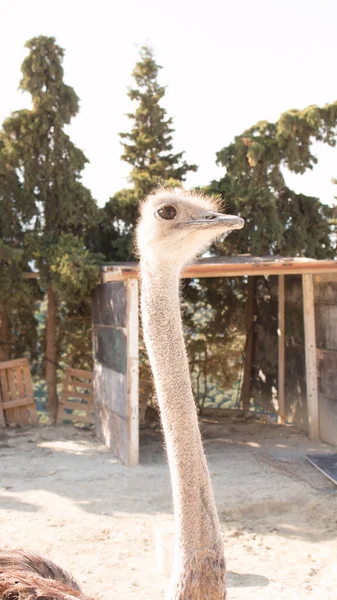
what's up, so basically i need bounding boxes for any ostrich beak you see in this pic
[177,212,245,231]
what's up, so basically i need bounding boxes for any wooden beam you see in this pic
[302,274,319,441]
[101,261,337,283]
[62,390,93,401]
[278,275,285,423]
[1,397,35,410]
[127,277,139,466]
[0,357,28,370]
[25,259,337,283]
[65,367,94,380]
[62,401,94,413]
[183,263,337,279]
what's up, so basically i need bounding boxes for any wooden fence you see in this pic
[57,367,94,426]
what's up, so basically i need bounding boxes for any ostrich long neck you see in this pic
[140,258,224,575]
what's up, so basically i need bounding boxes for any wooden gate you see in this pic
[0,358,37,426]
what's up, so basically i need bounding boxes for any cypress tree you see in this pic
[2,36,100,421]
[0,140,41,363]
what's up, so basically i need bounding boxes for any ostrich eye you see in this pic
[157,205,177,220]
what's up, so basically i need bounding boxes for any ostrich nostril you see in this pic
[204,214,216,220]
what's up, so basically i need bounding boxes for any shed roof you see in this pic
[101,255,337,282]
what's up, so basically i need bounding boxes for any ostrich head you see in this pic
[136,188,244,265]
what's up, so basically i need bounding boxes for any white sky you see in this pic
[1,0,337,207]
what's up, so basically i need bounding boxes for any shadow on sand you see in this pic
[227,571,269,587]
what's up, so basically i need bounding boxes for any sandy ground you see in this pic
[0,417,336,600]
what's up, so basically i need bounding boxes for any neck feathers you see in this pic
[140,261,226,598]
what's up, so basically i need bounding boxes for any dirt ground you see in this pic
[0,417,336,600]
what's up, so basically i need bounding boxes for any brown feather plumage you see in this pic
[0,550,94,600]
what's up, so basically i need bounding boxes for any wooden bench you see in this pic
[0,358,38,426]
[57,367,94,426]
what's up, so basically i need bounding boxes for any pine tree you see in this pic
[100,46,197,261]
[92,46,199,406]
[1,37,101,421]
[121,46,197,198]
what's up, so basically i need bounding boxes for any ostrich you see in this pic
[0,189,243,600]
[136,189,244,599]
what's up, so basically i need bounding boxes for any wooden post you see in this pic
[240,276,255,411]
[0,396,5,427]
[302,274,319,441]
[0,306,10,362]
[93,278,139,466]
[278,275,285,423]
[45,286,59,423]
[126,278,139,466]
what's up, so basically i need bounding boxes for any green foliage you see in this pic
[1,36,102,408]
[97,188,138,261]
[208,102,337,258]
[2,36,337,415]
[48,233,103,305]
[100,46,197,261]
[183,277,245,409]
[0,141,41,361]
[0,242,41,360]
[48,235,103,372]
